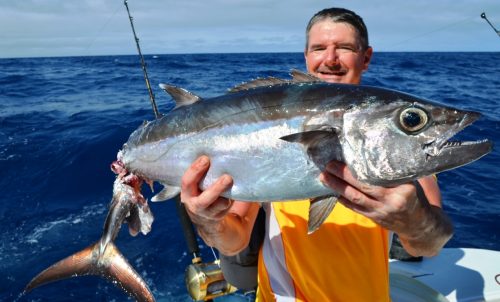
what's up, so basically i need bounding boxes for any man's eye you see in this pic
[311,47,325,52]
[337,46,356,53]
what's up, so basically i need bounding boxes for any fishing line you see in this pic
[210,246,220,264]
[390,15,477,48]
[81,1,123,56]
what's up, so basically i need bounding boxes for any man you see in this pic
[180,8,453,301]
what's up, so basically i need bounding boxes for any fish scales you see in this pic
[122,81,466,201]
[121,82,400,201]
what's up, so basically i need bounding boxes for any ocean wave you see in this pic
[24,204,106,244]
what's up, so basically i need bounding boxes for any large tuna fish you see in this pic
[122,70,491,227]
[25,70,492,301]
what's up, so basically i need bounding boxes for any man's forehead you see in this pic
[308,20,360,42]
[309,20,358,38]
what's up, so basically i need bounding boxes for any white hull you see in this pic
[213,247,500,302]
[390,248,500,302]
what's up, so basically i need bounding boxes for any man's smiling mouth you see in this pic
[316,68,348,77]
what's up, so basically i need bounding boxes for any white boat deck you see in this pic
[390,248,500,302]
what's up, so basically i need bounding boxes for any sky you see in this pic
[0,0,499,58]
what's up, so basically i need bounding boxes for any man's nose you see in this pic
[324,47,339,66]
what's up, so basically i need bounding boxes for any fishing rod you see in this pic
[124,0,161,119]
[122,1,236,301]
[481,12,500,37]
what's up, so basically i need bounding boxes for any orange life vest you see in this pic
[256,200,390,302]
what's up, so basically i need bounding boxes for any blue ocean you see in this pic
[1,52,499,301]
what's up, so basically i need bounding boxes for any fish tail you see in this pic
[25,241,155,302]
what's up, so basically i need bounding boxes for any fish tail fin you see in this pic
[102,242,156,302]
[24,243,96,292]
[25,241,155,302]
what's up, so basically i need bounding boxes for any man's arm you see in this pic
[396,176,453,257]
[319,161,453,257]
[180,155,260,255]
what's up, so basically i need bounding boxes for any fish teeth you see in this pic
[444,141,462,147]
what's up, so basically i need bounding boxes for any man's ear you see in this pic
[304,49,309,69]
[363,46,373,70]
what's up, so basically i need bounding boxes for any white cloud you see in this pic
[0,0,499,58]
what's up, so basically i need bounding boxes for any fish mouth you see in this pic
[423,111,492,171]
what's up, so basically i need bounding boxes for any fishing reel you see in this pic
[185,257,237,301]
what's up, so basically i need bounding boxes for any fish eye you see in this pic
[399,107,428,133]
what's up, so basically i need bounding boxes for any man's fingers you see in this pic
[336,196,373,218]
[204,197,234,220]
[319,170,378,210]
[197,174,233,207]
[179,155,236,222]
[325,161,371,192]
[183,172,234,220]
[181,155,210,198]
[325,161,388,199]
[319,170,363,204]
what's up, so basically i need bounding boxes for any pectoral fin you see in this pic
[280,128,338,146]
[151,185,180,202]
[280,128,343,171]
[308,195,338,234]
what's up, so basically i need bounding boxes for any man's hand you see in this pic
[319,161,453,257]
[180,155,260,255]
[181,155,234,223]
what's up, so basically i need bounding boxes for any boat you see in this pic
[390,248,500,302]
[185,247,500,301]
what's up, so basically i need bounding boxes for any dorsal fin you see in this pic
[227,69,321,93]
[228,76,289,93]
[290,69,321,83]
[159,83,202,109]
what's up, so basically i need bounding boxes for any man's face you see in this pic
[305,20,373,84]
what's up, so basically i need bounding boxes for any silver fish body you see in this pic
[122,82,342,201]
[121,79,492,202]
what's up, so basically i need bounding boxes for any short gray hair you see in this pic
[305,8,369,51]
